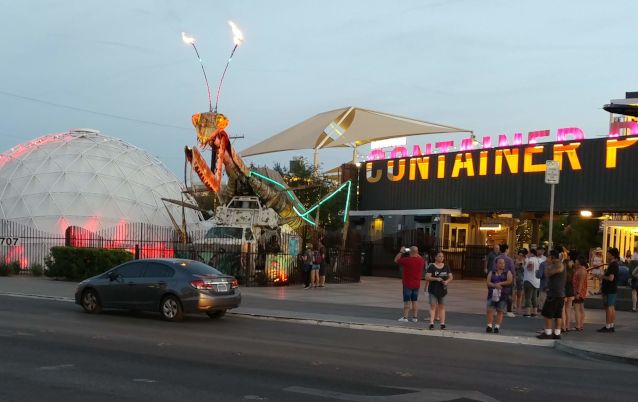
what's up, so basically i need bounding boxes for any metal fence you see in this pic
[0,219,360,286]
[361,230,490,279]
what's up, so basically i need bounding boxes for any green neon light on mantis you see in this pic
[249,170,352,225]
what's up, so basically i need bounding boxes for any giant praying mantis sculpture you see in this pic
[184,111,313,231]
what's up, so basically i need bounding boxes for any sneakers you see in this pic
[429,324,435,330]
[553,334,561,340]
[303,285,311,289]
[398,317,409,322]
[486,326,493,333]
[493,327,499,334]
[536,333,553,339]
[440,324,446,330]
[596,326,615,333]
[506,312,516,318]
[523,314,531,317]
[410,317,418,323]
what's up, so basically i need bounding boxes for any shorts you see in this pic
[428,293,446,305]
[541,297,565,319]
[403,287,419,302]
[311,264,320,271]
[573,296,585,304]
[318,262,328,276]
[602,293,617,307]
[486,299,507,312]
[514,278,523,291]
[523,281,538,308]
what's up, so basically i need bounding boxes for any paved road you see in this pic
[1,296,636,402]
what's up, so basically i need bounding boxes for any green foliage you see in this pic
[0,261,11,276]
[9,261,21,275]
[272,157,347,231]
[516,219,533,248]
[30,263,44,277]
[541,215,601,253]
[45,247,134,281]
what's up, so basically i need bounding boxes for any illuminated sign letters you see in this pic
[366,139,636,184]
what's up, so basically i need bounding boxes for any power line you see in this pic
[0,90,191,131]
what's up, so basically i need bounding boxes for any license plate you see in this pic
[216,283,228,292]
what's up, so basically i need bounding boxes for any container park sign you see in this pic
[365,123,638,162]
[358,136,638,213]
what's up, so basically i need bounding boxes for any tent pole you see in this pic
[313,148,319,172]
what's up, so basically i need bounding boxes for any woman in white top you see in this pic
[590,248,604,294]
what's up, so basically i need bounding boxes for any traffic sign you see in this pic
[545,160,560,184]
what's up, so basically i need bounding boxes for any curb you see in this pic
[229,311,555,347]
[554,341,638,366]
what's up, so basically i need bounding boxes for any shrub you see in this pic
[9,261,21,275]
[30,263,44,277]
[45,247,134,281]
[0,261,10,276]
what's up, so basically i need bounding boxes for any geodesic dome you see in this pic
[0,129,201,235]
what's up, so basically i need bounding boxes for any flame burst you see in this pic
[228,21,244,46]
[181,32,195,45]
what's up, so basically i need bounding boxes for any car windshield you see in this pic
[177,261,224,276]
[204,227,243,240]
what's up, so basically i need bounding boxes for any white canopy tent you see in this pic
[240,106,471,168]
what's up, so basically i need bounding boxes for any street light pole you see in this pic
[545,160,560,251]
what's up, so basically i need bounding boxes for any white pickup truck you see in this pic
[192,196,300,284]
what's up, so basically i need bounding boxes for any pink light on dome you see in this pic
[84,216,99,233]
[0,133,73,169]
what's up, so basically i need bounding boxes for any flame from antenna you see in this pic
[181,32,195,45]
[228,21,244,46]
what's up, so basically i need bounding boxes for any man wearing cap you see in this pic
[597,247,620,332]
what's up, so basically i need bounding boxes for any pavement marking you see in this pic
[133,378,158,383]
[0,292,74,303]
[283,386,501,401]
[38,364,75,371]
[230,312,555,348]
[243,395,268,400]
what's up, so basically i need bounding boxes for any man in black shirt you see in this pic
[597,247,620,333]
[537,249,566,340]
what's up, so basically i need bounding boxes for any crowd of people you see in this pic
[393,243,638,339]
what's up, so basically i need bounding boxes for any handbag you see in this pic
[491,288,501,302]
[430,282,448,299]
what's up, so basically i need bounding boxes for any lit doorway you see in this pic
[443,223,468,249]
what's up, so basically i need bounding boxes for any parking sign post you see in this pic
[545,160,560,251]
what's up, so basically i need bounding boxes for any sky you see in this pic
[1,0,637,177]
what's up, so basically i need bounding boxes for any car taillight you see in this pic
[191,279,214,289]
[231,279,239,289]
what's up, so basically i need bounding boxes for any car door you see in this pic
[100,262,145,308]
[135,262,175,310]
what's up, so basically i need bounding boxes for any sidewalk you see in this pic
[1,275,636,364]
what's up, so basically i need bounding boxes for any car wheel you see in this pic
[160,295,183,321]
[206,309,227,319]
[81,289,102,314]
